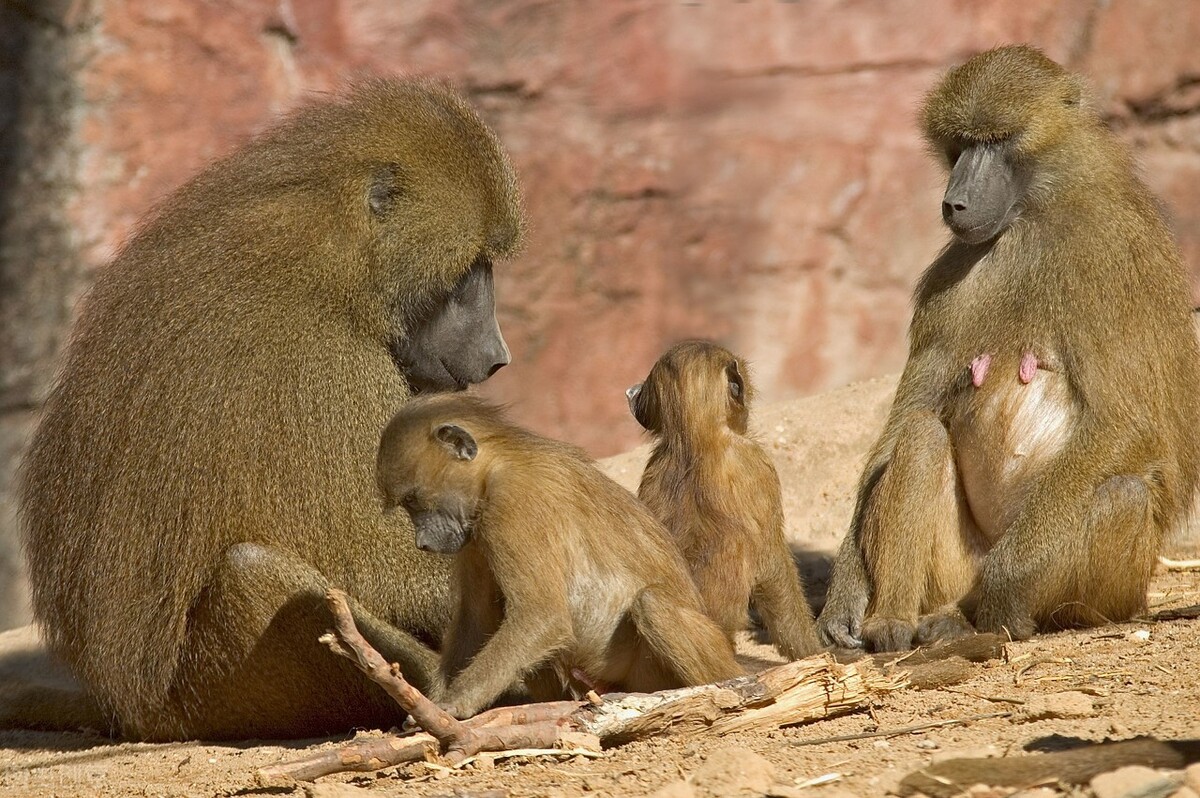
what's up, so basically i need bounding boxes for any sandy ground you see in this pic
[2,373,1199,798]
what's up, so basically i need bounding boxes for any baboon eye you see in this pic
[368,163,404,217]
[725,362,744,402]
[401,493,420,512]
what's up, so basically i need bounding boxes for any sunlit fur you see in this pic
[635,341,822,661]
[819,45,1200,652]
[378,394,743,719]
[17,78,523,740]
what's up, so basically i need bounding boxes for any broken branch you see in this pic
[258,590,910,784]
[789,711,1013,747]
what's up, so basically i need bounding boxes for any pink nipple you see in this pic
[1019,351,1038,384]
[970,353,992,388]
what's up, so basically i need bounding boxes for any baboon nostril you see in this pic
[487,361,506,377]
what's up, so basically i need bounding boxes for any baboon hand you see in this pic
[816,599,865,649]
[437,700,473,721]
[860,616,916,652]
[971,599,1036,641]
[915,609,977,646]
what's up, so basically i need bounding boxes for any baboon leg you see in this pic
[861,412,966,652]
[916,491,982,645]
[751,555,822,660]
[164,542,441,740]
[628,588,743,691]
[524,665,570,702]
[1035,475,1156,629]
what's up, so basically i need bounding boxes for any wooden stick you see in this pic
[1158,556,1200,570]
[318,589,584,767]
[259,593,908,783]
[789,711,1013,747]
[319,589,467,745]
[1148,603,1200,622]
[898,738,1200,798]
[256,734,436,786]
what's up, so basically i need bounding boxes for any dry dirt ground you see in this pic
[2,375,1199,798]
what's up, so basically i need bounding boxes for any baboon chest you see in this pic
[926,265,1078,539]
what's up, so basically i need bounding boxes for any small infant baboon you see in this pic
[627,341,822,661]
[818,45,1200,652]
[377,394,743,719]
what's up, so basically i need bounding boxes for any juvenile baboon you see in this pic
[628,341,822,661]
[377,394,743,719]
[817,45,1200,652]
[17,78,523,739]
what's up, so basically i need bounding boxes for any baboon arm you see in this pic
[818,437,905,649]
[817,353,948,649]
[441,554,503,683]
[971,438,1155,637]
[752,555,821,661]
[440,602,572,719]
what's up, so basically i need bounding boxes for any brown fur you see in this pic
[631,341,821,661]
[818,45,1200,651]
[377,394,743,719]
[17,78,523,739]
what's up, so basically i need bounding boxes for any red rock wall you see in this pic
[63,1,1200,456]
[2,1,1200,627]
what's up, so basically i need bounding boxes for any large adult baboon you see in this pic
[817,45,1200,652]
[16,78,522,740]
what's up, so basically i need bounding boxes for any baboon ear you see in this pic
[625,383,642,406]
[368,163,404,217]
[726,361,745,403]
[434,424,477,461]
[626,382,651,429]
[1063,76,1085,108]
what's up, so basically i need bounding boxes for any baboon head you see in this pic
[378,397,492,554]
[627,340,751,436]
[389,254,510,393]
[322,79,524,393]
[921,45,1088,244]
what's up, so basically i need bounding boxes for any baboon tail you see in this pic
[0,682,111,735]
[0,626,113,736]
[630,588,743,687]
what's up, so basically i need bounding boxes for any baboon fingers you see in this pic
[816,613,864,650]
[861,616,917,653]
[915,606,976,646]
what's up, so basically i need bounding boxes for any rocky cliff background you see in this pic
[2,0,1199,630]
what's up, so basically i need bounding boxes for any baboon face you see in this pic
[939,142,1031,244]
[384,423,484,555]
[390,257,510,394]
[923,47,1085,245]
[627,341,749,434]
